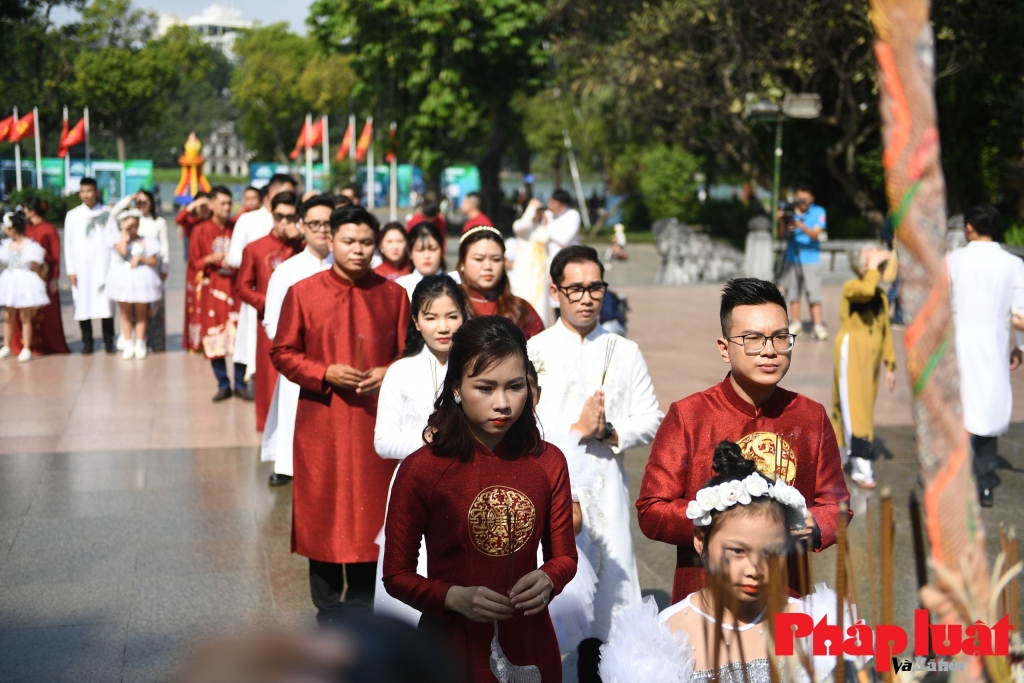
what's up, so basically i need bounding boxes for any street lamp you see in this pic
[744,93,821,236]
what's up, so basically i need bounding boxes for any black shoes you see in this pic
[268,473,292,486]
[81,340,94,355]
[234,386,255,401]
[212,388,233,402]
[979,488,994,508]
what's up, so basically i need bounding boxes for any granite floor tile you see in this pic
[120,614,259,683]
[38,467,147,494]
[10,515,141,553]
[138,509,258,545]
[47,450,148,471]
[0,494,35,522]
[0,543,137,588]
[0,519,23,555]
[135,538,266,577]
[143,485,251,515]
[0,622,128,683]
[26,490,145,519]
[131,570,272,623]
[0,577,134,628]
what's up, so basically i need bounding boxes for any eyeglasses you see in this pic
[726,333,796,355]
[302,220,331,233]
[273,212,299,224]
[557,282,608,303]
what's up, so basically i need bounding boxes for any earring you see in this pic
[454,394,462,404]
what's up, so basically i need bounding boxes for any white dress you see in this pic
[260,248,334,474]
[0,239,49,309]
[110,196,170,277]
[64,202,115,321]
[103,236,163,304]
[395,266,446,300]
[510,203,552,326]
[599,585,853,683]
[228,207,273,373]
[371,346,446,624]
[528,321,665,642]
[947,241,1024,437]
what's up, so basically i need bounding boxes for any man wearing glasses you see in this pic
[260,195,336,487]
[236,191,304,435]
[637,278,849,605]
[527,245,664,682]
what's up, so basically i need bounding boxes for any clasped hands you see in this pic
[571,390,612,442]
[443,570,554,622]
[324,364,386,395]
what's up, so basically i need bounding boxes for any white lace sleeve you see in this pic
[794,583,864,683]
[600,596,695,683]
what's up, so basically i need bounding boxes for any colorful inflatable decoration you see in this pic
[175,132,212,204]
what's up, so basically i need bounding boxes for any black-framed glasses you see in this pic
[557,282,608,303]
[726,333,796,355]
[274,213,299,224]
[302,220,331,233]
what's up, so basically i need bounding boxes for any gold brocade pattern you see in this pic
[467,486,536,556]
[736,431,797,484]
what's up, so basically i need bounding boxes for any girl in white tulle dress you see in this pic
[600,441,855,683]
[0,211,50,363]
[105,210,162,360]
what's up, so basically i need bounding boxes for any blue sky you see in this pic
[51,1,313,35]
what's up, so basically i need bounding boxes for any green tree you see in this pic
[638,145,704,221]
[70,1,212,161]
[231,24,356,162]
[309,0,549,217]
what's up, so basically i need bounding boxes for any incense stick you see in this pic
[506,507,515,585]
[1008,526,1019,632]
[601,337,617,387]
[865,496,879,625]
[835,501,847,683]
[908,490,928,592]
[356,334,364,373]
[880,488,894,683]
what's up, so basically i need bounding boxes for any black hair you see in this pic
[965,203,1000,239]
[422,201,440,219]
[333,193,352,208]
[5,209,27,235]
[719,278,788,336]
[21,195,49,218]
[526,359,539,392]
[271,190,299,211]
[135,189,157,218]
[551,188,572,206]
[380,221,409,248]
[79,177,97,189]
[210,184,232,200]
[550,244,605,285]
[268,173,298,191]
[458,228,531,328]
[343,183,361,195]
[404,274,469,358]
[425,316,542,463]
[696,441,801,551]
[299,194,335,220]
[243,185,260,196]
[330,204,380,238]
[464,192,481,209]
[795,181,815,196]
[408,221,446,273]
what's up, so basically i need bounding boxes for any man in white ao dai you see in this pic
[527,245,664,682]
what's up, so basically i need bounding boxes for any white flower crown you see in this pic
[685,473,808,528]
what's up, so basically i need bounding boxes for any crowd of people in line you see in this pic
[0,173,1020,682]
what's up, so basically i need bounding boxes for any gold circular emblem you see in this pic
[736,431,797,484]
[467,486,536,557]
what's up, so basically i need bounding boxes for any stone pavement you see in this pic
[0,231,1022,681]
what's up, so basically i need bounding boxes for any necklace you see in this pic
[686,595,767,632]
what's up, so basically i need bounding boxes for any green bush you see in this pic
[834,215,876,240]
[7,187,80,222]
[1004,223,1024,246]
[690,199,764,249]
[637,144,704,222]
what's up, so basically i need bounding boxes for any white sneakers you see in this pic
[122,340,148,360]
[850,456,876,489]
[788,320,803,336]
[0,346,10,359]
[17,348,32,363]
[812,323,829,341]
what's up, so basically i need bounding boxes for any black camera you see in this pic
[779,201,798,234]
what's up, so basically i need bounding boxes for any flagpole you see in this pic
[84,106,91,178]
[63,106,70,191]
[389,121,398,222]
[366,116,375,210]
[304,112,313,192]
[33,107,42,190]
[321,115,329,191]
[13,107,22,191]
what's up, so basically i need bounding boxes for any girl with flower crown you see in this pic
[600,441,848,683]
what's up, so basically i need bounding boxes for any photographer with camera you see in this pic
[777,182,828,340]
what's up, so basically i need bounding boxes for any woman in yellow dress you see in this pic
[831,245,896,489]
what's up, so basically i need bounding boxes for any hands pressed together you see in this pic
[324,364,387,395]
[443,570,555,623]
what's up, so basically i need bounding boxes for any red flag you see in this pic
[289,119,324,160]
[0,115,13,142]
[8,111,34,143]
[58,118,87,158]
[354,118,373,162]
[335,119,355,161]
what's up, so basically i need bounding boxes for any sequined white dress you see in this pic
[0,238,49,309]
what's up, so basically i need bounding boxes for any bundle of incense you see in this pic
[835,501,848,683]
[1000,524,1009,623]
[601,337,617,387]
[765,553,788,683]
[865,496,879,625]
[880,488,894,683]
[1009,526,1019,632]
[506,507,516,584]
[908,490,928,592]
[710,568,727,682]
[356,334,365,373]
